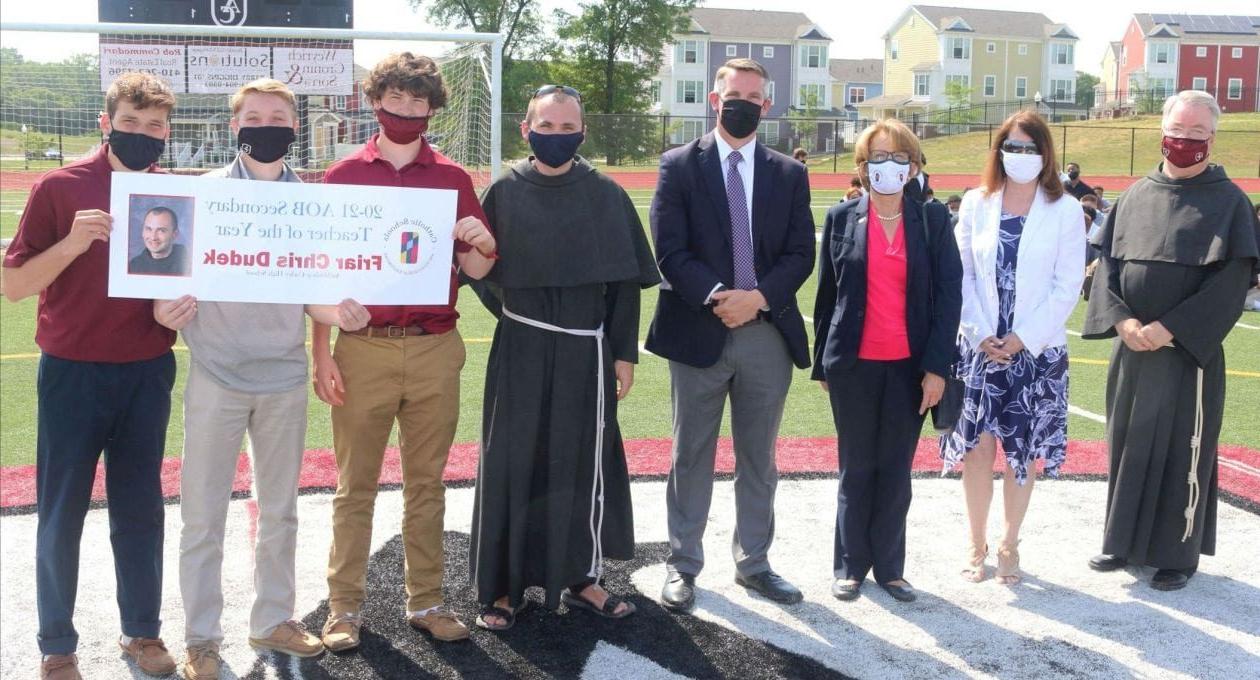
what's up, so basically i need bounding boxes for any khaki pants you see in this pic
[179,362,308,643]
[325,329,465,614]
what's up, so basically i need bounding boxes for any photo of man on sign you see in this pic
[127,194,193,276]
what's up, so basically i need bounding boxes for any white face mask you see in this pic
[1002,151,1044,185]
[866,160,911,195]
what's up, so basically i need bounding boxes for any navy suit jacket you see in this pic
[811,194,963,381]
[645,133,816,369]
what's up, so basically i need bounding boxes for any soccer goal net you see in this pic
[0,23,501,194]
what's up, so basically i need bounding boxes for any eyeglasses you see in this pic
[533,85,582,101]
[1001,140,1040,155]
[868,151,911,164]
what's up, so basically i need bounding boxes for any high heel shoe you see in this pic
[996,541,1021,585]
[962,542,988,583]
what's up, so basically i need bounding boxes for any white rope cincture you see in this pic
[1182,366,1205,543]
[501,307,608,581]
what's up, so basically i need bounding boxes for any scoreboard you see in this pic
[99,0,354,29]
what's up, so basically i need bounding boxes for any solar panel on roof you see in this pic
[1251,16,1260,28]
[1174,13,1256,34]
[1149,13,1171,24]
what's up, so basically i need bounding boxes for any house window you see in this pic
[848,87,866,104]
[1153,43,1173,64]
[726,44,737,57]
[763,46,774,58]
[672,118,705,144]
[676,80,703,104]
[1049,78,1074,102]
[983,75,996,97]
[798,83,825,108]
[676,40,704,65]
[987,42,996,53]
[332,95,347,111]
[1192,77,1207,91]
[1018,43,1028,56]
[767,81,776,102]
[945,74,970,89]
[1050,43,1074,65]
[915,73,931,97]
[1228,78,1243,99]
[1149,78,1174,98]
[1196,46,1207,58]
[650,80,661,104]
[800,44,827,68]
[949,37,970,60]
[890,40,899,61]
[1233,48,1244,59]
[756,121,780,146]
[1015,76,1027,98]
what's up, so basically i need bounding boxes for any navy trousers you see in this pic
[35,351,175,655]
[826,358,924,584]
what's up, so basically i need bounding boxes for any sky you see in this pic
[2,0,1258,75]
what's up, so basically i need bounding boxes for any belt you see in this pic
[344,325,429,338]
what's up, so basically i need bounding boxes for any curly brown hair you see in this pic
[362,52,448,110]
[105,72,176,119]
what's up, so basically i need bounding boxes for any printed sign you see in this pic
[99,43,187,92]
[272,47,355,95]
[108,173,457,305]
[187,46,272,93]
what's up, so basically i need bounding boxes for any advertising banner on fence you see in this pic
[273,47,355,95]
[99,43,186,91]
[187,46,272,93]
[108,173,457,305]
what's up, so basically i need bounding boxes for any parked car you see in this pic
[25,148,62,161]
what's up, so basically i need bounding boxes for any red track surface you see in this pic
[3,437,1258,510]
[5,170,1260,194]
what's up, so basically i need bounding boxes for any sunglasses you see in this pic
[1000,140,1040,155]
[534,85,582,101]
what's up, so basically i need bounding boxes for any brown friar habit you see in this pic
[470,156,660,609]
[1083,163,1259,569]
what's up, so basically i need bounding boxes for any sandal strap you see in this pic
[600,596,626,614]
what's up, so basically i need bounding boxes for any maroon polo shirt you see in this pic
[3,145,175,362]
[323,134,490,334]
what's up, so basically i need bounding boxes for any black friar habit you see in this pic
[1083,163,1259,570]
[470,156,661,609]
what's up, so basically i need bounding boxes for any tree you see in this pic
[553,0,696,163]
[1075,71,1100,109]
[412,0,542,63]
[786,90,822,154]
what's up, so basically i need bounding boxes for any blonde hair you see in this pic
[230,78,297,116]
[852,118,921,191]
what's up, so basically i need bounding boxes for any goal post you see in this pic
[0,21,503,192]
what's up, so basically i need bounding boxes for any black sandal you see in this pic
[475,598,531,631]
[561,587,637,619]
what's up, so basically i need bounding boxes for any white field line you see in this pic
[1067,329,1083,337]
[1067,404,1259,480]
[1236,321,1259,330]
[1068,404,1107,424]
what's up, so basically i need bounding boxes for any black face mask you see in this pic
[528,130,584,169]
[108,129,165,170]
[1067,169,1080,181]
[719,98,763,140]
[238,126,296,163]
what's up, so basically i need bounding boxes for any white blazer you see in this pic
[955,185,1086,358]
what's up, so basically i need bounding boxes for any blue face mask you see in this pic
[528,130,584,169]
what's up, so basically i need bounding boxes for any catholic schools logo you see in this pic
[212,0,248,27]
[384,218,438,275]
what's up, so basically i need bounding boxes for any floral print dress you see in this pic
[941,213,1070,484]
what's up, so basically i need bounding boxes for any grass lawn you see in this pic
[805,114,1260,178]
[2,202,1258,467]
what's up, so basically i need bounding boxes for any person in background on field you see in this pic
[153,78,371,680]
[1083,90,1258,591]
[1093,185,1110,211]
[470,85,660,630]
[313,52,498,650]
[813,118,961,603]
[946,195,962,228]
[846,176,864,201]
[1062,162,1094,201]
[649,58,815,614]
[922,187,941,205]
[904,151,931,203]
[793,147,808,164]
[3,72,179,680]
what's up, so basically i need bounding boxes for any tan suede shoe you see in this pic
[321,612,362,652]
[248,620,324,657]
[182,642,221,680]
[119,637,177,676]
[40,654,81,680]
[407,608,470,642]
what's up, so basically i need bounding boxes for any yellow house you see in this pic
[860,5,1082,122]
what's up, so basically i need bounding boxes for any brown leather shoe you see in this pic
[248,620,324,657]
[40,654,82,680]
[182,643,221,680]
[321,612,362,652]
[119,637,177,676]
[408,608,470,642]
